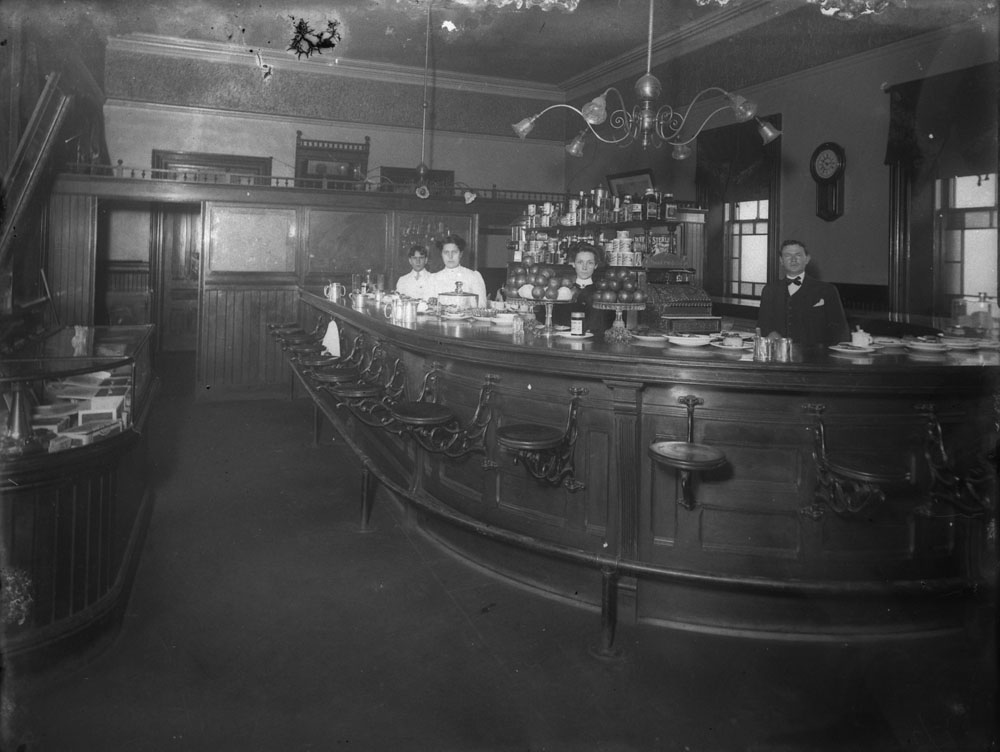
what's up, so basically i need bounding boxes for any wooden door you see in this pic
[153,204,201,351]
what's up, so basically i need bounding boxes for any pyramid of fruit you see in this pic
[503,263,579,302]
[593,268,648,304]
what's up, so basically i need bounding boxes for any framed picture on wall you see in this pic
[606,169,655,198]
[294,131,370,189]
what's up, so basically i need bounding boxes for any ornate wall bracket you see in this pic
[383,365,499,464]
[916,403,994,518]
[803,403,912,519]
[496,386,588,492]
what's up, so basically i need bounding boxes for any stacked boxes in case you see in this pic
[34,371,131,450]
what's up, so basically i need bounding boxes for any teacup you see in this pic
[851,329,872,347]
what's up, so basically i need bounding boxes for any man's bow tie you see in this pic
[785,276,802,287]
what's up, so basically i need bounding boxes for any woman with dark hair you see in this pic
[429,234,488,306]
[538,241,613,332]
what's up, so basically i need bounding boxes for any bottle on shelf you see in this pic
[661,192,678,219]
[642,188,660,221]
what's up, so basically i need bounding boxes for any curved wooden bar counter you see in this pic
[295,291,997,646]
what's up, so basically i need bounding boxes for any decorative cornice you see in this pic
[562,0,791,97]
[103,98,531,144]
[107,34,565,102]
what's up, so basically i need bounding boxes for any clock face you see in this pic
[812,145,844,181]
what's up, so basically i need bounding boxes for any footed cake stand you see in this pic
[592,301,646,343]
[507,295,575,336]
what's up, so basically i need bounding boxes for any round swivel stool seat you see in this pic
[298,354,339,368]
[278,332,314,344]
[826,452,911,485]
[496,423,564,451]
[330,381,383,400]
[311,366,359,384]
[390,401,455,427]
[649,440,727,472]
[286,342,323,354]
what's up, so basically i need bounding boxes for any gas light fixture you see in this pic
[512,0,782,156]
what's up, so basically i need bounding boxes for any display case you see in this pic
[1,325,153,457]
[0,325,156,672]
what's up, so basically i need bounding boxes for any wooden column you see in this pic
[46,192,98,325]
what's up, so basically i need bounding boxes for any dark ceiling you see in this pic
[13,0,998,90]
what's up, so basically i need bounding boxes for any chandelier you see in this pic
[512,0,781,157]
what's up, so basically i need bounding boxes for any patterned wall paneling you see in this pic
[46,193,98,326]
[198,287,298,397]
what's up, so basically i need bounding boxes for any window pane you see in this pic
[943,263,961,295]
[740,281,754,297]
[965,210,995,229]
[964,229,998,298]
[758,201,769,220]
[954,174,997,209]
[736,200,758,220]
[743,238,768,282]
[754,221,768,234]
[943,230,963,262]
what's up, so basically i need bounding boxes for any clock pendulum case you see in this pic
[809,142,846,221]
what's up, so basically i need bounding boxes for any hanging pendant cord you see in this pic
[420,2,432,168]
[646,0,654,75]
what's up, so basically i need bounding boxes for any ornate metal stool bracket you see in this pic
[802,403,912,519]
[916,403,993,518]
[495,386,588,491]
[648,395,727,510]
[393,370,500,463]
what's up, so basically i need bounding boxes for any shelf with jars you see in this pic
[508,190,695,271]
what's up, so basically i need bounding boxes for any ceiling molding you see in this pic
[561,0,794,97]
[107,34,566,102]
[104,98,535,145]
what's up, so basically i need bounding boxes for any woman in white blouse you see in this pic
[429,234,488,306]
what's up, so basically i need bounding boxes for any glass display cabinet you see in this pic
[0,325,156,671]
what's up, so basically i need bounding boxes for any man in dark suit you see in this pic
[758,240,849,347]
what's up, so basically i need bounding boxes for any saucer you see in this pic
[667,335,711,347]
[557,331,593,340]
[904,341,949,353]
[829,342,876,354]
[710,341,752,350]
[633,333,669,342]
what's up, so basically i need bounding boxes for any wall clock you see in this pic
[809,142,846,221]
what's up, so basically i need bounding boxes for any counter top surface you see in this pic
[305,291,998,366]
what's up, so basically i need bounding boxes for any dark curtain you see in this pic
[884,63,998,179]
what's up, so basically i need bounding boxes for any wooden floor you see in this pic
[5,353,996,752]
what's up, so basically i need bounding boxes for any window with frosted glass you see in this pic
[725,199,769,299]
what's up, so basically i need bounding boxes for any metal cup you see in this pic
[774,338,792,362]
[324,282,346,302]
[350,292,366,311]
[753,336,772,362]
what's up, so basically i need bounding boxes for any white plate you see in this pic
[829,343,876,354]
[939,338,980,350]
[667,336,711,347]
[441,313,473,321]
[632,333,669,342]
[905,341,949,353]
[872,337,905,346]
[557,331,594,340]
[710,341,752,350]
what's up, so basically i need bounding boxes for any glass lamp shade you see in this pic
[565,131,586,158]
[757,119,782,144]
[512,116,536,139]
[728,94,757,122]
[671,143,693,160]
[581,94,608,125]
